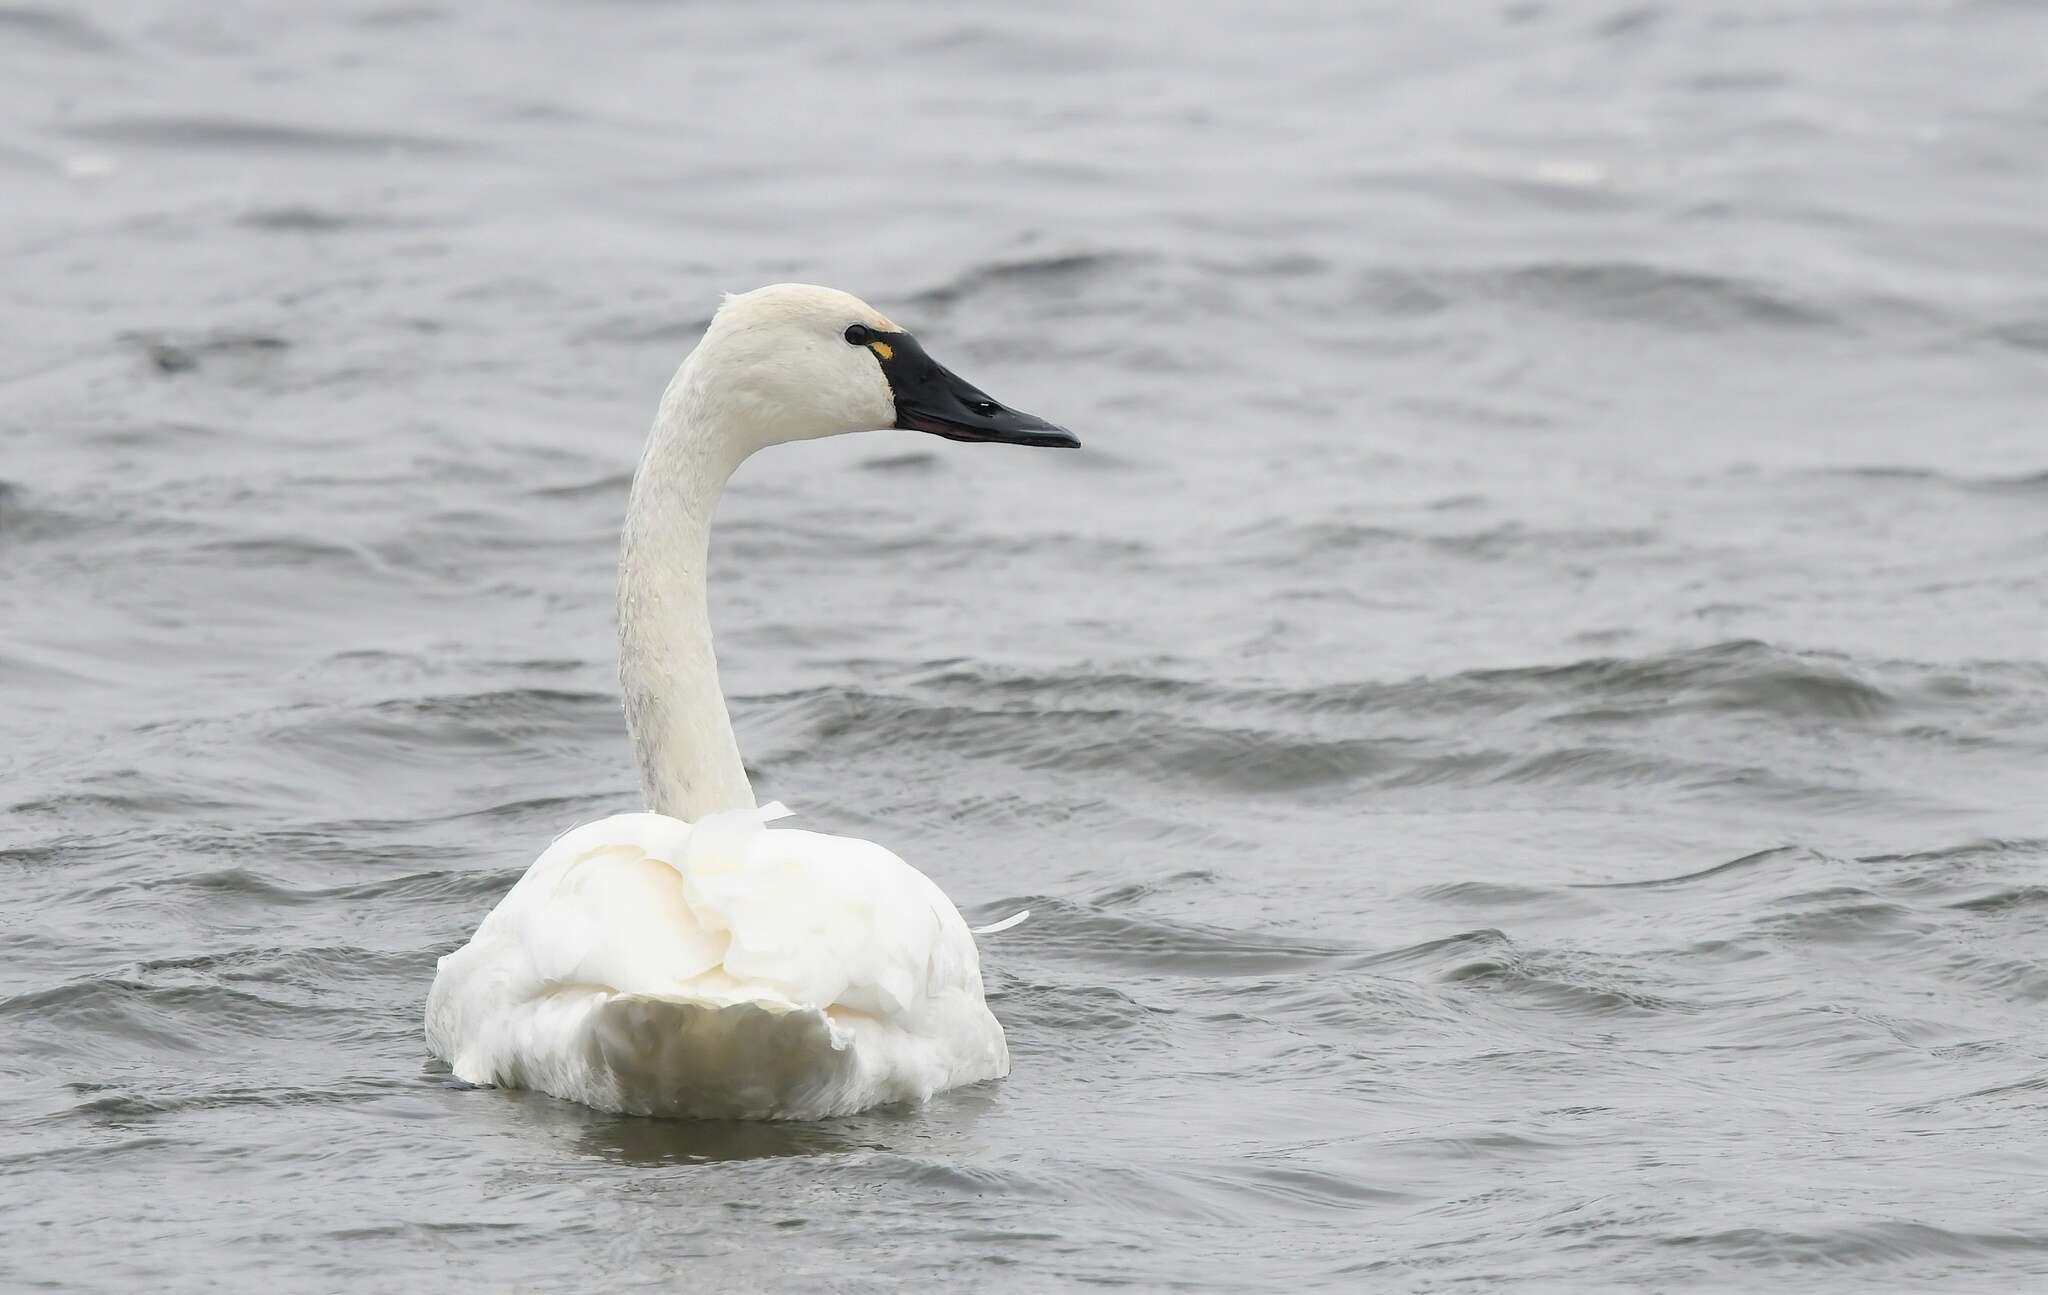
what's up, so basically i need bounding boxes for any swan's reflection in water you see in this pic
[577,1113,875,1167]
[483,1083,1006,1167]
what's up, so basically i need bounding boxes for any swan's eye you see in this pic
[968,400,1000,417]
[844,324,873,346]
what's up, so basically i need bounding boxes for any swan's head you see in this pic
[684,283,1078,454]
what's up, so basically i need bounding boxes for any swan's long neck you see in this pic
[617,369,756,821]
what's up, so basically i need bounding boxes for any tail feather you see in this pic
[590,995,859,1119]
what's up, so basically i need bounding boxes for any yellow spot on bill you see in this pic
[869,341,894,361]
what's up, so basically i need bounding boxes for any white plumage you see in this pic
[425,284,1071,1119]
[426,806,1009,1119]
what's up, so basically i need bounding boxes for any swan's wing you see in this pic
[681,821,983,1020]
[440,810,981,1022]
[454,812,726,994]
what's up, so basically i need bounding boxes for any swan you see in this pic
[424,283,1077,1120]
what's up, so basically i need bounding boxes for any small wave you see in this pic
[997,896,1378,976]
[1890,1070,2048,1116]
[0,976,344,1057]
[325,1220,526,1243]
[1197,251,1331,281]
[0,1137,177,1171]
[1756,890,1924,945]
[1948,885,2048,914]
[261,688,618,773]
[1441,944,1707,1017]
[65,1084,373,1123]
[194,534,367,566]
[745,640,1963,801]
[1360,928,1517,978]
[1928,951,2048,1000]
[1086,868,1219,908]
[858,450,943,474]
[570,311,713,347]
[1167,1160,1416,1215]
[302,792,624,837]
[1230,516,1661,564]
[989,977,1165,1045]
[723,519,1157,568]
[352,5,447,30]
[1658,1221,2048,1268]
[123,329,290,377]
[860,1154,1059,1199]
[529,470,634,500]
[1984,316,2048,354]
[1408,879,1600,920]
[900,21,1124,73]
[1809,464,2048,497]
[124,863,521,910]
[1475,640,1898,721]
[0,479,100,545]
[1575,845,1820,891]
[235,205,389,233]
[370,687,614,722]
[1484,260,1843,331]
[133,944,424,989]
[0,840,76,866]
[0,4,117,52]
[1857,837,2048,867]
[64,115,468,157]
[10,786,244,820]
[750,683,1408,793]
[901,249,1135,316]
[909,641,1902,727]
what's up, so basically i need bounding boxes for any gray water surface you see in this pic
[5,1,2048,1290]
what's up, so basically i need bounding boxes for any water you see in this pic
[5,1,2046,1289]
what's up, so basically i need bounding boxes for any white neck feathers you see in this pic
[616,359,757,821]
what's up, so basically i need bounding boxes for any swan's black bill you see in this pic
[872,331,1079,449]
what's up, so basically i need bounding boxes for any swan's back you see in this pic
[425,809,1009,1119]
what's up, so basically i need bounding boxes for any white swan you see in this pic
[425,284,1077,1120]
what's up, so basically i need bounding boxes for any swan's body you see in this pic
[425,284,1074,1119]
[425,808,1007,1118]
